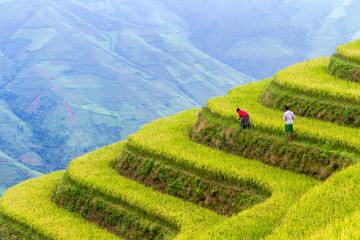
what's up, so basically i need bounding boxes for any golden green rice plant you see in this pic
[207,79,360,153]
[3,39,360,240]
[126,109,318,239]
[66,142,222,238]
[336,39,360,63]
[273,57,360,104]
[306,211,360,240]
[205,78,360,240]
[0,171,120,239]
[265,161,360,240]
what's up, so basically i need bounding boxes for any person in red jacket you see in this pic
[237,108,250,129]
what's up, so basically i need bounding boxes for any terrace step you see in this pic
[207,78,360,153]
[190,108,356,180]
[55,174,176,240]
[125,109,317,239]
[200,46,360,239]
[115,146,268,216]
[262,81,360,128]
[2,40,360,239]
[0,171,119,239]
[327,54,360,82]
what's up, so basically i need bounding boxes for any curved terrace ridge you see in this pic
[1,39,360,240]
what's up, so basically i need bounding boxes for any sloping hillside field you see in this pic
[1,40,360,239]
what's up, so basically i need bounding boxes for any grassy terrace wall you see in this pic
[200,54,360,238]
[190,108,356,180]
[54,174,174,240]
[125,110,318,239]
[273,58,360,105]
[2,40,360,239]
[327,54,360,83]
[64,140,223,239]
[327,40,360,82]
[266,162,360,240]
[262,82,360,128]
[0,215,40,240]
[0,171,119,239]
[207,78,360,154]
[336,39,360,63]
[115,147,267,216]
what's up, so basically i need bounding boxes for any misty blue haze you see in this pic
[0,0,359,196]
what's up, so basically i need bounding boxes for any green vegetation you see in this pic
[0,171,119,239]
[190,108,357,180]
[2,40,360,239]
[326,40,360,83]
[336,39,360,63]
[0,214,39,240]
[262,81,360,128]
[273,57,360,104]
[55,174,174,240]
[327,54,360,83]
[65,141,222,238]
[306,211,360,240]
[126,110,317,239]
[266,162,360,240]
[116,147,267,216]
[200,51,360,239]
[207,78,360,153]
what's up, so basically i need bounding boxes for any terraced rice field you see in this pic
[1,40,360,239]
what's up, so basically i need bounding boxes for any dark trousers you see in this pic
[241,116,250,129]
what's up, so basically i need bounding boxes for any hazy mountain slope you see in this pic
[2,0,360,196]
[0,152,42,197]
[160,0,360,79]
[306,0,360,58]
[0,0,250,195]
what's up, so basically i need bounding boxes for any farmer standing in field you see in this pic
[237,108,250,129]
[283,105,295,142]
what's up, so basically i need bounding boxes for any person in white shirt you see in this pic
[283,105,295,142]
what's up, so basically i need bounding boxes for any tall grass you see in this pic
[336,39,360,63]
[273,57,360,104]
[126,109,318,239]
[66,142,221,237]
[0,171,119,239]
[207,79,360,153]
[266,162,360,240]
[3,40,360,239]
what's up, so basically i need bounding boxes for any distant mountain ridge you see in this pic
[160,0,360,78]
[0,0,250,194]
[1,0,360,196]
[2,39,360,239]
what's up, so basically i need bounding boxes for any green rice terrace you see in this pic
[1,39,360,239]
